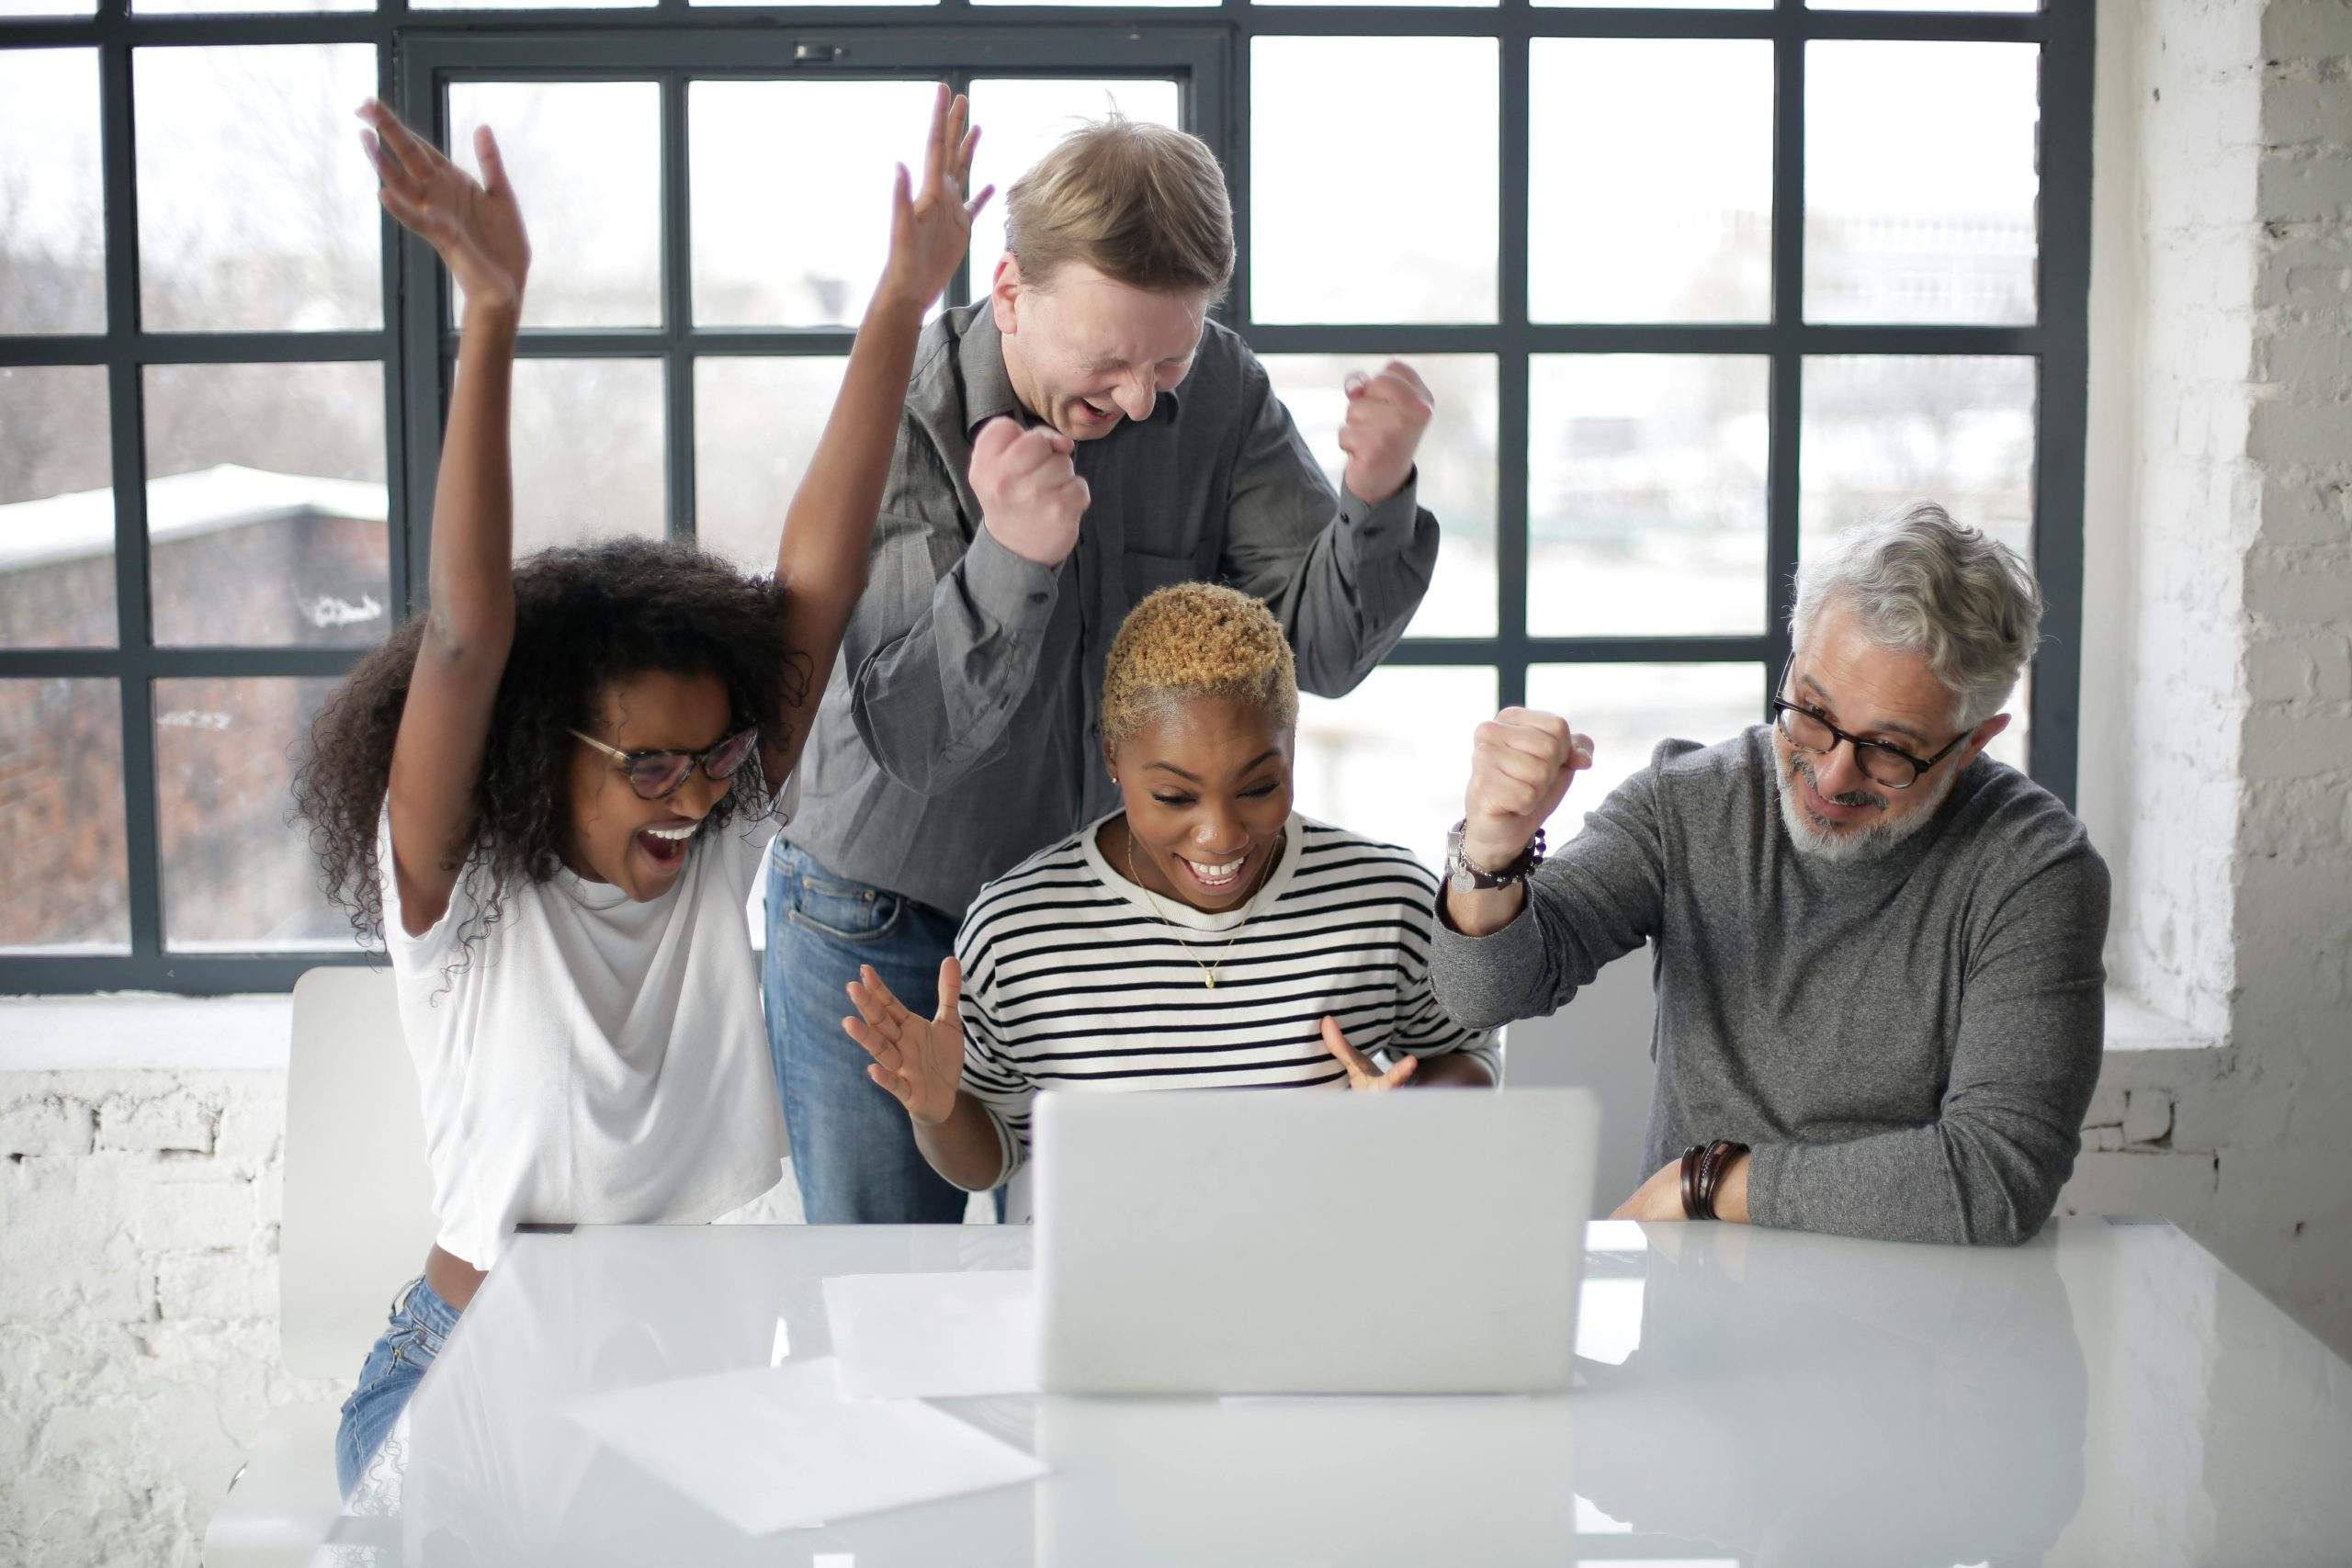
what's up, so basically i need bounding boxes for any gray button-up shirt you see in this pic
[781,302,1441,915]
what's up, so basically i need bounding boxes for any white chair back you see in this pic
[280,965,436,1381]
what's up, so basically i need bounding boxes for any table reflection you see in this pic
[315,1221,2352,1568]
[1573,1224,2086,1568]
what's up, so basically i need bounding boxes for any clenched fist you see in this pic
[1463,707,1594,871]
[972,415,1090,568]
[1339,360,1435,506]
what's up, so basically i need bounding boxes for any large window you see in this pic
[0,0,2089,994]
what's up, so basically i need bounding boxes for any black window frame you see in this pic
[0,0,2092,997]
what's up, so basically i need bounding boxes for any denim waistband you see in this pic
[394,1272,465,1338]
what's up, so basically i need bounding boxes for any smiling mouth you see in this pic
[1177,852,1248,892]
[1796,760,1881,825]
[637,821,699,867]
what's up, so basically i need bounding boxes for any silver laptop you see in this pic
[1033,1088,1600,1395]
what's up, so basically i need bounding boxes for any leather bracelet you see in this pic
[1679,1143,1706,1220]
[1696,1139,1750,1221]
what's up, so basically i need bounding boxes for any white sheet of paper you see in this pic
[566,1357,1046,1535]
[822,1269,1041,1399]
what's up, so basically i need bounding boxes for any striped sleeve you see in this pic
[955,892,1032,1188]
[1379,860,1501,1081]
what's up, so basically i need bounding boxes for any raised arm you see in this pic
[360,100,529,937]
[759,85,993,795]
[837,420,1088,797]
[1221,356,1440,697]
[843,958,1011,1192]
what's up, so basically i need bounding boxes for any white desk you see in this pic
[317,1219,2352,1567]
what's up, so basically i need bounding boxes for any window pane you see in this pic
[135,45,381,333]
[415,0,647,10]
[1798,355,2034,563]
[447,83,661,329]
[1814,0,2036,10]
[0,49,105,333]
[0,0,96,13]
[1260,354,1496,637]
[0,366,116,649]
[1539,0,1767,7]
[1528,355,1770,638]
[1531,39,1770,324]
[694,355,849,574]
[509,358,666,557]
[691,81,937,328]
[143,362,390,648]
[1295,665,1496,874]
[699,0,925,9]
[1805,41,2040,326]
[138,0,366,14]
[967,78,1183,284]
[156,677,349,951]
[1525,662,1759,821]
[0,679,129,953]
[1986,667,2029,772]
[1251,38,1497,324]
[1800,355,2036,772]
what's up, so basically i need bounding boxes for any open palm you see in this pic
[879,84,994,310]
[844,959,967,1127]
[357,98,531,313]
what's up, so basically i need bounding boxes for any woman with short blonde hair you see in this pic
[842,584,1498,1204]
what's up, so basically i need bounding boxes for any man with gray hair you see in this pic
[1431,502,2109,1245]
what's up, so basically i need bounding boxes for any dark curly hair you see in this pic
[295,536,812,953]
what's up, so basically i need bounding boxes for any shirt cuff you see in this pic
[1742,1142,1789,1231]
[1428,881,1549,1020]
[962,522,1061,633]
[1337,465,1421,560]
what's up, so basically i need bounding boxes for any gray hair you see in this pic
[1790,501,2043,729]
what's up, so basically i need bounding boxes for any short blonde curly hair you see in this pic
[1102,582,1298,750]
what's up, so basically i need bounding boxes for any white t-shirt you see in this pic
[379,780,793,1270]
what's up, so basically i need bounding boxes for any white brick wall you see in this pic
[0,1070,341,1568]
[2077,0,2352,1357]
[0,1051,812,1568]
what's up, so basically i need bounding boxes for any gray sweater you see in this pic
[1431,728,2110,1246]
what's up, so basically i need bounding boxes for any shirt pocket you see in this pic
[1123,547,1203,603]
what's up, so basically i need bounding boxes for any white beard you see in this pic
[1773,744,1959,865]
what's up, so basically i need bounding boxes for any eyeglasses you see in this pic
[1769,665,1968,791]
[570,726,760,801]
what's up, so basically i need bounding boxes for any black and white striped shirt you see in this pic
[956,812,1499,1181]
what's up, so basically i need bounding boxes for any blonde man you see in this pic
[768,117,1445,1223]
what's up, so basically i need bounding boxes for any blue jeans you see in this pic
[335,1274,461,1496]
[764,840,971,1224]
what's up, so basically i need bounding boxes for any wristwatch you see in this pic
[1445,819,1545,893]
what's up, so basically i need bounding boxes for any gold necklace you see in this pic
[1124,825,1281,990]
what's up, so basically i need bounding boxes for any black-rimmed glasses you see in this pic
[1769,665,1969,791]
[571,726,760,801]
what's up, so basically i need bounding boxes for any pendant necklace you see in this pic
[1125,825,1282,990]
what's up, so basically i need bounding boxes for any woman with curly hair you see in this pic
[297,88,992,1494]
[841,582,1499,1215]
